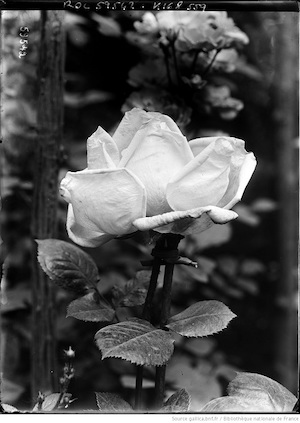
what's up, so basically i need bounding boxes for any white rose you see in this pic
[60,108,256,247]
[156,11,249,51]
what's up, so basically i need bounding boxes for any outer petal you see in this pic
[156,11,196,31]
[119,119,194,216]
[133,206,238,235]
[87,126,120,169]
[218,152,257,209]
[189,136,225,157]
[66,204,114,247]
[60,168,146,236]
[167,137,236,210]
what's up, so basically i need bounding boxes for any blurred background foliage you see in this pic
[0,9,298,411]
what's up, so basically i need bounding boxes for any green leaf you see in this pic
[95,318,175,366]
[202,372,298,412]
[161,389,191,412]
[95,392,132,412]
[166,300,236,337]
[36,239,99,294]
[42,393,62,411]
[32,393,61,412]
[67,292,115,322]
[112,270,150,307]
[2,404,19,413]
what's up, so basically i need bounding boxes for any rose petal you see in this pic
[218,152,257,209]
[146,111,183,135]
[167,137,236,210]
[87,126,119,169]
[225,29,249,46]
[157,11,198,31]
[119,119,193,216]
[133,206,238,235]
[189,136,224,157]
[60,168,146,236]
[66,204,114,247]
[112,108,183,155]
[112,108,150,154]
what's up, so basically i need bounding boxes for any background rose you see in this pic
[198,84,244,120]
[60,108,256,247]
[155,11,249,51]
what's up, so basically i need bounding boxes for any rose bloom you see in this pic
[155,11,249,51]
[201,84,244,120]
[133,12,159,35]
[60,108,256,247]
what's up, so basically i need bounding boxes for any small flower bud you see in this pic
[64,346,75,359]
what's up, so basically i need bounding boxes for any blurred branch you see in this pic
[272,12,298,394]
[31,10,65,401]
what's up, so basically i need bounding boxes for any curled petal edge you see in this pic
[67,204,115,248]
[132,206,238,233]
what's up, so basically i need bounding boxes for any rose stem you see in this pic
[202,48,221,78]
[170,41,181,86]
[134,237,165,410]
[161,45,173,90]
[191,50,200,74]
[154,234,182,409]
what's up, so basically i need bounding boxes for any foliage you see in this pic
[166,300,236,337]
[36,239,100,294]
[95,392,132,412]
[161,389,191,412]
[34,237,237,410]
[202,372,297,412]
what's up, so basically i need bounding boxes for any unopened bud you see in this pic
[64,346,75,359]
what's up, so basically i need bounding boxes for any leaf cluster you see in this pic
[34,238,241,409]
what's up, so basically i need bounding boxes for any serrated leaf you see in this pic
[201,372,297,412]
[161,389,191,412]
[112,271,149,307]
[36,239,99,294]
[166,300,236,337]
[95,392,132,412]
[67,292,115,322]
[95,318,174,366]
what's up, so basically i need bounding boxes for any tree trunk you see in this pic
[1,10,42,406]
[31,11,65,400]
[272,11,298,394]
